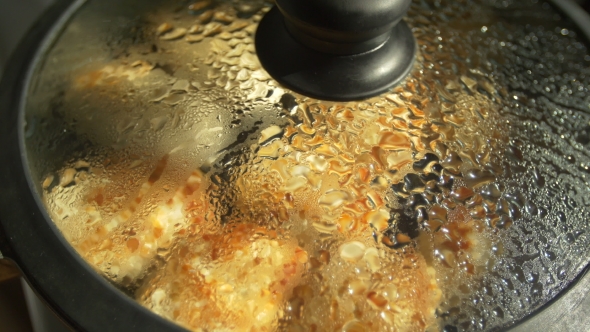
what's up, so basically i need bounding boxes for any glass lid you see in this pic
[23,0,590,331]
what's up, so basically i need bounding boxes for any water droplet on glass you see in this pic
[463,169,495,188]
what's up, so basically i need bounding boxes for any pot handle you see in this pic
[0,258,20,282]
[0,228,19,281]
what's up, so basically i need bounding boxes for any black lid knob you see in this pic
[276,0,411,55]
[255,0,416,101]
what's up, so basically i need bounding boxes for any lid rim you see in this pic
[2,0,590,331]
